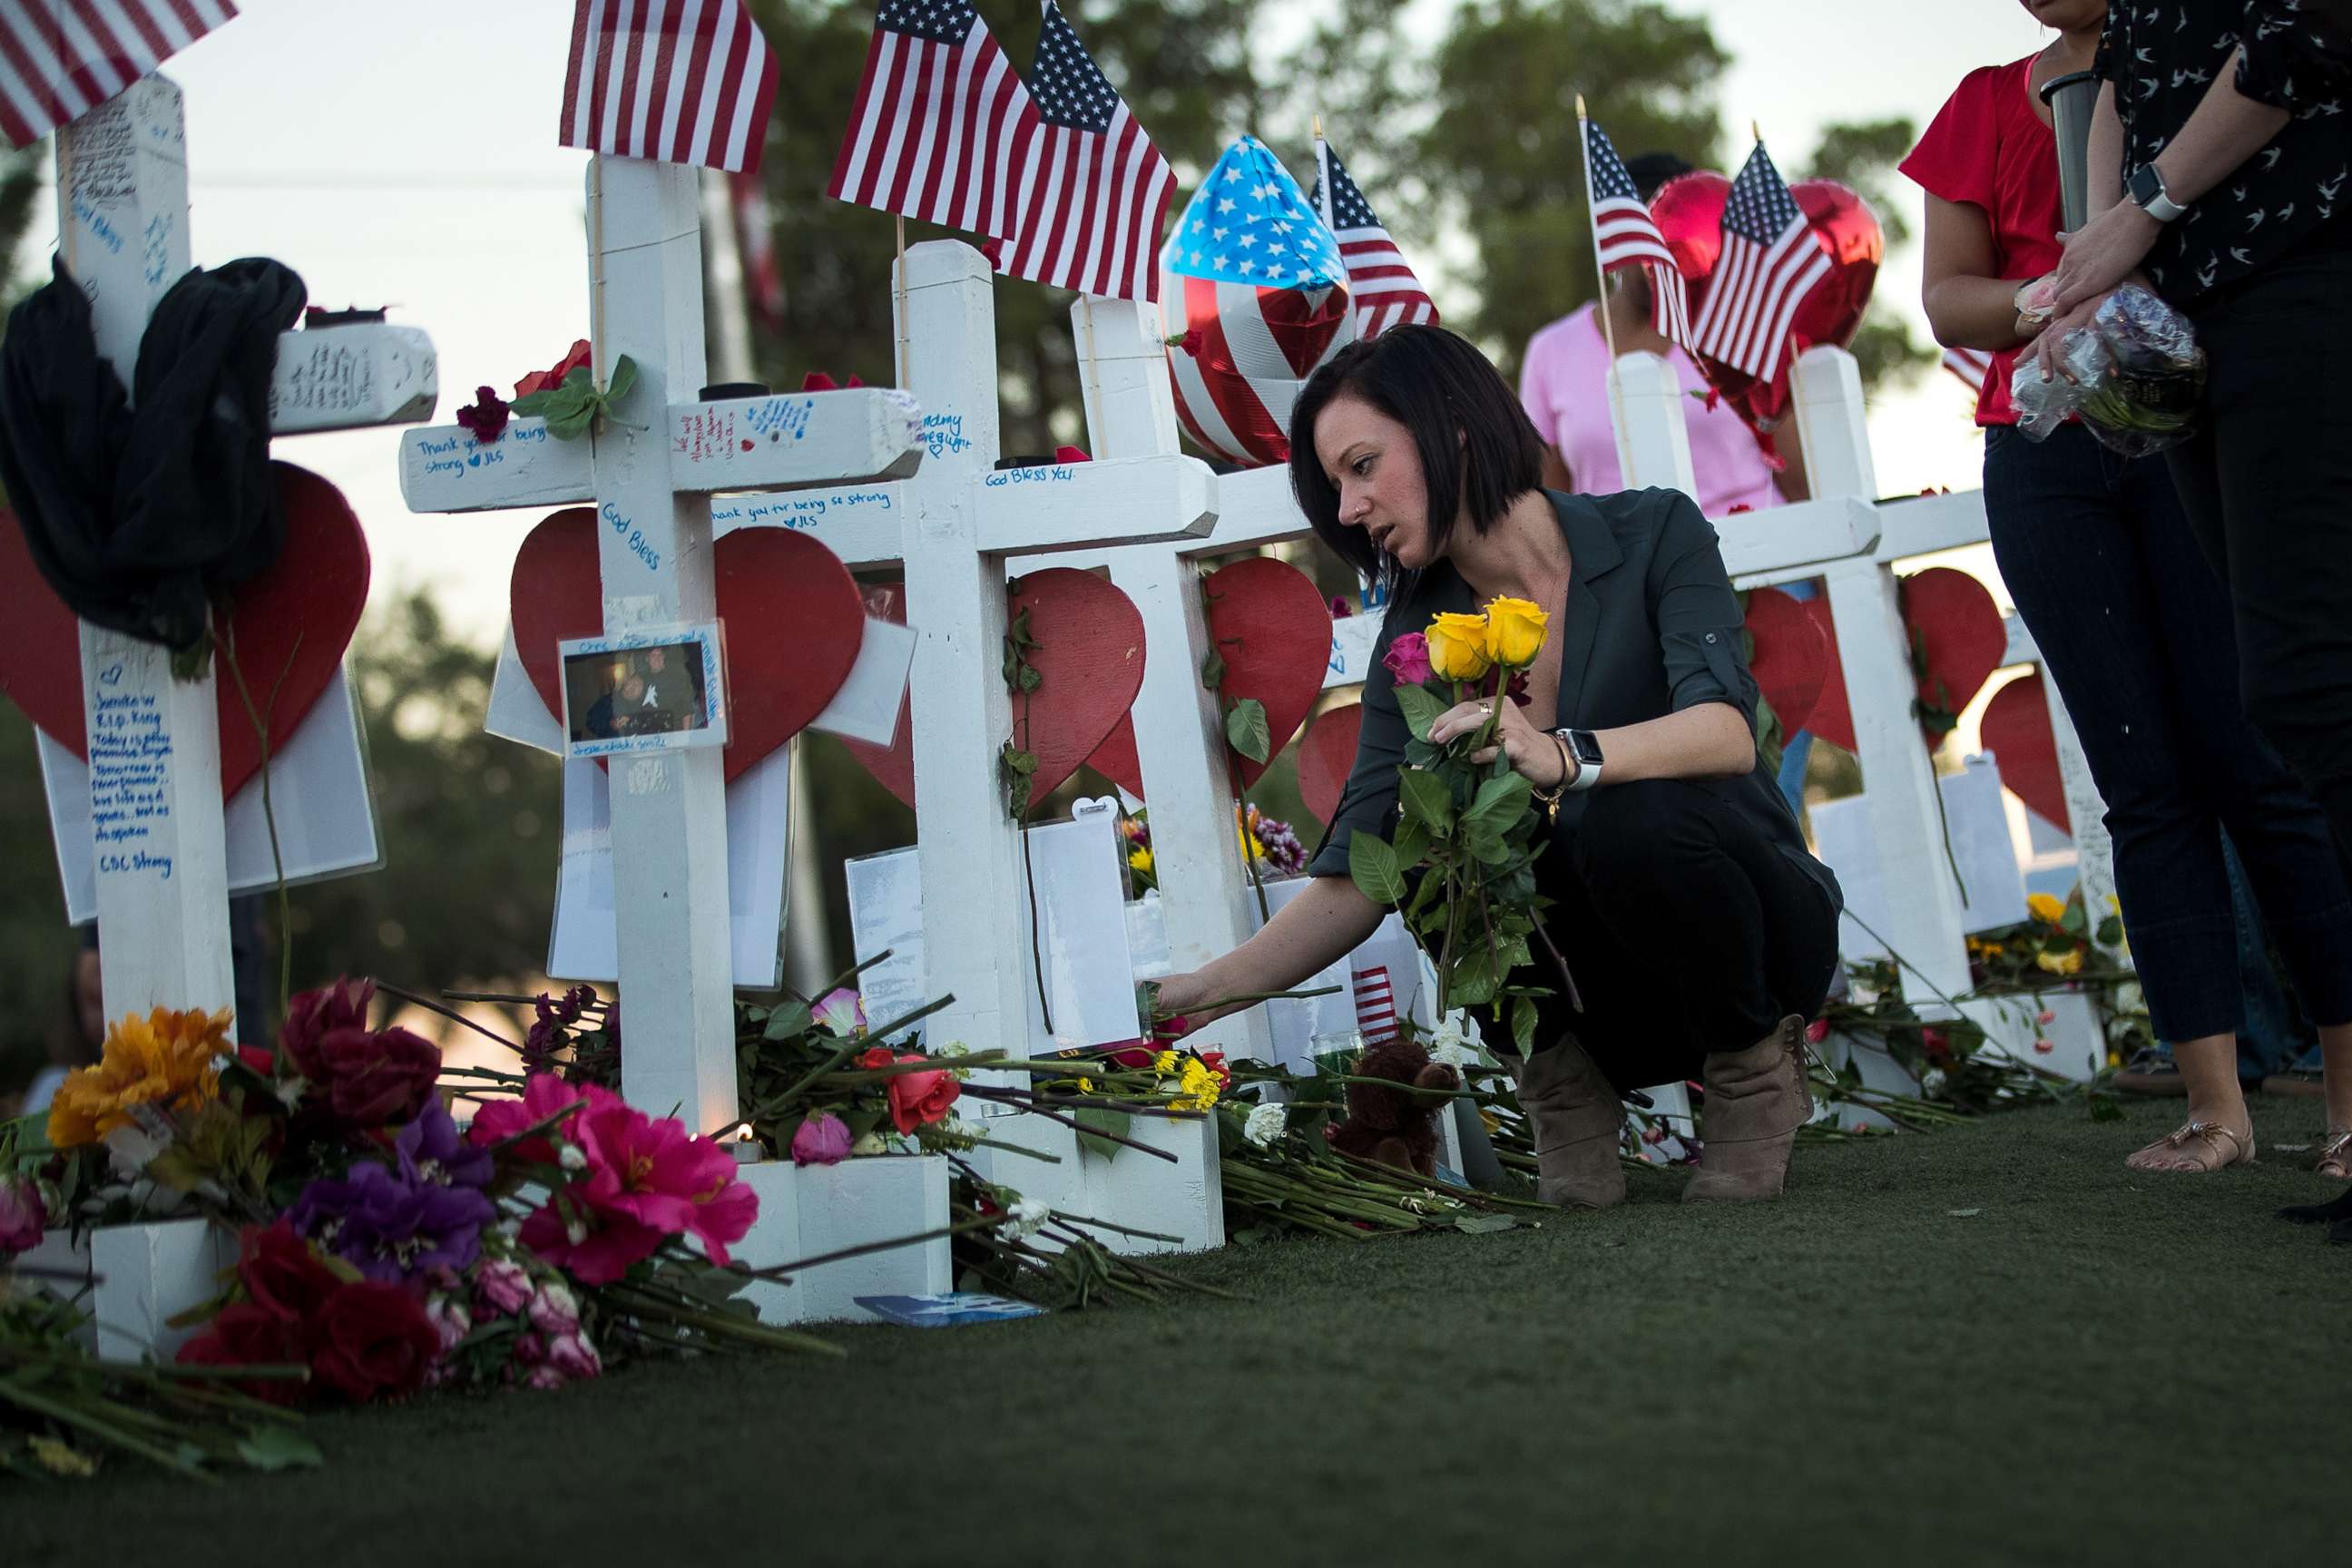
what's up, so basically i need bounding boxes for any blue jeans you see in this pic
[1982,421,2352,1042]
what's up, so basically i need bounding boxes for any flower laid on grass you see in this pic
[46,1005,231,1150]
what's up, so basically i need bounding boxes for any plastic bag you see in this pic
[2009,284,2205,457]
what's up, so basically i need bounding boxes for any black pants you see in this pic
[2166,233,2352,865]
[1984,420,2352,1041]
[1518,778,1840,1090]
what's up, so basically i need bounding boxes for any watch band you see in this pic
[1555,729,1603,793]
[2130,163,2186,223]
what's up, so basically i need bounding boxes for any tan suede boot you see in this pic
[1683,1015,1811,1203]
[1513,1035,1627,1210]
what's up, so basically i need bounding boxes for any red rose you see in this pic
[177,1302,309,1406]
[885,1056,959,1136]
[857,1045,897,1072]
[311,1282,441,1403]
[282,977,374,1078]
[1196,1051,1231,1093]
[238,1220,342,1327]
[307,1025,442,1125]
[234,1044,278,1078]
[1103,1044,1156,1069]
[514,338,593,399]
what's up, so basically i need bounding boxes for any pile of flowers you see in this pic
[1966,891,2129,992]
[1119,805,1307,895]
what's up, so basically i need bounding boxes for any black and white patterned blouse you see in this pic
[2095,0,2352,302]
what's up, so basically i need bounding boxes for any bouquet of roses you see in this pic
[1345,597,1560,1054]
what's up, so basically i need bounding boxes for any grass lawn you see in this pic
[10,1097,2348,1566]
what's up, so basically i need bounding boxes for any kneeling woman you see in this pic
[1153,327,1843,1205]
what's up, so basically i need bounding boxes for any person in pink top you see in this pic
[1519,152,1807,516]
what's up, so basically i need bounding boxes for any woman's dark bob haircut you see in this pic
[1287,324,1544,588]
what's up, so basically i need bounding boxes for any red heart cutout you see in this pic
[1742,586,1828,738]
[509,509,865,783]
[843,571,1147,809]
[1803,568,2005,754]
[1204,556,1334,791]
[1297,701,1362,827]
[1982,672,2067,834]
[1087,712,1146,799]
[0,462,369,799]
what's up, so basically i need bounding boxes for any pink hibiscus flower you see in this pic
[467,1073,617,1163]
[519,1096,758,1283]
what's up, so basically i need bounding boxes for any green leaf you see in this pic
[1224,697,1271,764]
[763,1001,814,1042]
[1403,736,1441,769]
[1448,946,1502,1008]
[1464,820,1510,867]
[1348,831,1406,906]
[507,389,557,417]
[1073,1104,1132,1161]
[1393,682,1447,742]
[1389,818,1431,869]
[1454,1213,1517,1235]
[1018,664,1043,693]
[1465,771,1534,828]
[1397,769,1456,834]
[1200,649,1227,690]
[236,1426,323,1472]
[561,365,596,394]
[1511,994,1538,1055]
[604,353,639,404]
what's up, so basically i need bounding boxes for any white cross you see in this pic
[397,153,925,1139]
[56,77,438,1032]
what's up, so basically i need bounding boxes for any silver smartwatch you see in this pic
[1553,729,1604,792]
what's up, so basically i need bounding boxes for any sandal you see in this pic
[2318,1129,2352,1181]
[2125,1120,2258,1174]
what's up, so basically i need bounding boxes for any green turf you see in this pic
[10,1097,2348,1566]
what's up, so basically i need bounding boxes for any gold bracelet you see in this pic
[1528,732,1573,825]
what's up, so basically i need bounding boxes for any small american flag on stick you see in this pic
[1690,139,1829,382]
[998,1,1174,303]
[1310,132,1438,339]
[559,0,779,175]
[828,0,1038,244]
[1942,345,1993,394]
[1581,116,1695,352]
[0,0,236,150]
[1352,966,1398,1045]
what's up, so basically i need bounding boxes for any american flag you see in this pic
[1163,135,1343,289]
[828,0,1038,244]
[1352,965,1398,1045]
[1942,345,1993,394]
[1309,134,1438,339]
[0,0,236,151]
[1690,141,1829,381]
[1582,119,1694,351]
[727,168,783,332]
[996,1,1173,302]
[559,0,779,175]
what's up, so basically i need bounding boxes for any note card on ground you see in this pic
[855,1293,1046,1327]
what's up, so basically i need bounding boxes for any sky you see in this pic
[21,0,2067,646]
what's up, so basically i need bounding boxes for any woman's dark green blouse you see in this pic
[1304,486,1841,914]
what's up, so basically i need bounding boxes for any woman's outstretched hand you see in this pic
[1428,696,1570,789]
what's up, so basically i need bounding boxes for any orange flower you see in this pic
[46,1006,231,1149]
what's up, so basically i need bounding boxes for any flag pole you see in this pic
[893,213,909,387]
[1574,94,1632,474]
[589,154,608,390]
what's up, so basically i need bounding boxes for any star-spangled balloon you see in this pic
[1161,136,1345,290]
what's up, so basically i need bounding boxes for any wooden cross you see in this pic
[55,76,437,1030]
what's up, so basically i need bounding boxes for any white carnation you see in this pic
[557,1143,587,1172]
[1006,1198,1052,1239]
[1921,1067,1949,1098]
[1242,1102,1288,1149]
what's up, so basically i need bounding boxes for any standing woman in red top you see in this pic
[1905,0,2352,1177]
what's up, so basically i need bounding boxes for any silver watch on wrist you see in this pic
[2127,162,2187,223]
[1553,729,1603,792]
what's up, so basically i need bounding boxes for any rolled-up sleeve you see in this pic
[2239,4,2352,111]
[1303,622,1410,879]
[1651,494,1760,737]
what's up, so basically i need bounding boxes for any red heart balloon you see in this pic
[0,462,370,799]
[1651,172,1883,441]
[1742,586,1829,737]
[1203,556,1335,791]
[1803,567,2007,754]
[842,570,1148,810]
[1981,672,2068,834]
[1296,701,1362,827]
[510,510,865,784]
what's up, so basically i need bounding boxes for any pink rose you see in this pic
[524,1363,566,1391]
[0,1178,46,1256]
[512,1330,545,1366]
[426,1295,472,1356]
[885,1059,959,1136]
[1804,1019,1830,1044]
[526,1282,582,1338]
[790,1112,854,1167]
[546,1329,603,1381]
[1383,632,1432,686]
[473,1258,533,1316]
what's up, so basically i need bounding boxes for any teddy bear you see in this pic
[1327,1035,1461,1178]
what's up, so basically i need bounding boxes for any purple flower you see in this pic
[288,1161,497,1284]
[0,1177,43,1255]
[397,1098,494,1192]
[789,1112,854,1167]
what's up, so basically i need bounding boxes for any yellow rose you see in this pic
[1482,596,1549,668]
[1425,612,1492,682]
[2026,892,2067,926]
[1128,846,1154,876]
[2035,947,2084,977]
